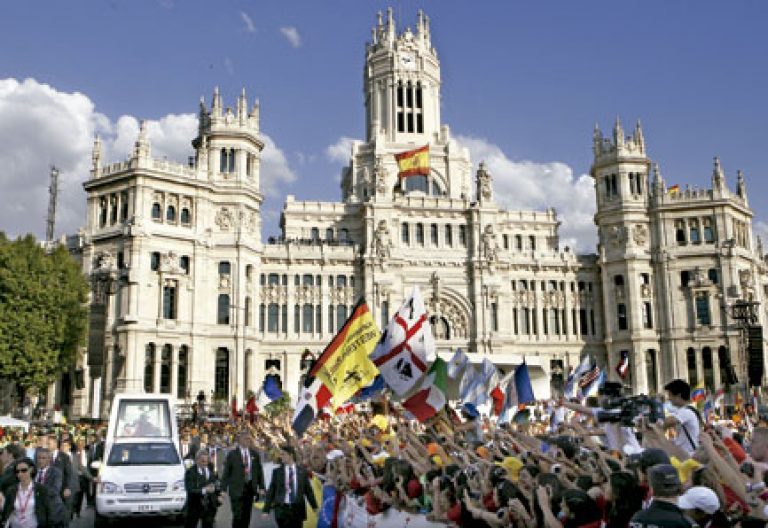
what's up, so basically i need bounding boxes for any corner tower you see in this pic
[364,9,441,143]
[592,119,658,394]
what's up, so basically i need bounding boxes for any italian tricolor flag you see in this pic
[403,358,448,422]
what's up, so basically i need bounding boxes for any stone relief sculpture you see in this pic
[215,207,234,231]
[374,157,388,195]
[482,224,498,261]
[633,224,648,246]
[372,220,393,259]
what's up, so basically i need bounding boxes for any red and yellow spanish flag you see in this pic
[310,299,381,408]
[668,184,680,196]
[395,145,430,178]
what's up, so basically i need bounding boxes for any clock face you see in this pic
[400,54,416,69]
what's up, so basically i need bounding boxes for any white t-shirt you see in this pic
[672,405,700,454]
[590,409,642,452]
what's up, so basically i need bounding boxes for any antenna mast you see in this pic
[46,165,59,244]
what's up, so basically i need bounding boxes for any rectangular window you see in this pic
[162,285,177,320]
[151,252,160,271]
[579,309,588,335]
[267,303,279,332]
[268,273,280,285]
[522,308,530,335]
[259,304,265,332]
[302,304,314,333]
[459,225,467,247]
[282,304,288,333]
[542,308,548,335]
[513,308,519,334]
[708,268,719,284]
[217,294,231,325]
[401,223,410,244]
[328,304,334,334]
[696,294,711,325]
[643,302,653,329]
[491,303,498,332]
[515,235,523,250]
[550,308,560,335]
[430,224,438,246]
[294,305,300,333]
[381,301,389,330]
[445,225,453,247]
[617,303,628,330]
[590,309,596,335]
[316,305,322,333]
[416,223,424,246]
[302,274,314,286]
[680,270,691,287]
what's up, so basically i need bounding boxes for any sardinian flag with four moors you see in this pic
[372,286,435,396]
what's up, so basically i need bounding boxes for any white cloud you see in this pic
[456,134,598,252]
[326,136,355,164]
[280,26,302,48]
[240,11,256,33]
[0,78,296,239]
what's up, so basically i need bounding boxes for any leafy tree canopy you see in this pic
[0,233,89,392]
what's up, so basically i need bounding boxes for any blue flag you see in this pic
[264,375,283,401]
[514,361,535,405]
[317,485,338,528]
[357,375,385,400]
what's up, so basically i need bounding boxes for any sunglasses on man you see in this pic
[15,467,30,474]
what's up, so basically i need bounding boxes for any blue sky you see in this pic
[1,1,767,250]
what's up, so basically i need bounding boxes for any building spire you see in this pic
[592,123,602,158]
[712,155,726,192]
[652,162,665,194]
[134,120,150,159]
[634,119,645,154]
[211,86,222,117]
[237,87,247,121]
[92,134,102,172]
[613,116,624,147]
[737,169,747,199]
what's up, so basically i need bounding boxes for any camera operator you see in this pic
[559,382,642,454]
[662,379,700,456]
[184,449,219,528]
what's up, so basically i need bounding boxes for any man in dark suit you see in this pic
[0,444,24,495]
[35,448,68,527]
[184,449,219,528]
[221,430,265,528]
[262,445,317,528]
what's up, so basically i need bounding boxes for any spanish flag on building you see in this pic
[668,184,680,196]
[395,145,430,178]
[311,299,381,408]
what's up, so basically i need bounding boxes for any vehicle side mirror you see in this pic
[90,461,101,471]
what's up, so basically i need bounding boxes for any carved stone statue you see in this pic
[482,224,498,261]
[372,220,393,259]
[476,162,492,202]
[215,207,234,231]
[633,224,648,246]
[95,251,115,271]
[374,157,388,195]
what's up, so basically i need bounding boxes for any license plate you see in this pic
[136,505,156,512]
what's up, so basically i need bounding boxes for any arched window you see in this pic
[151,202,162,221]
[220,148,227,173]
[109,195,118,225]
[215,348,229,399]
[144,343,156,393]
[218,261,231,276]
[160,344,172,394]
[302,274,314,286]
[180,207,191,225]
[177,345,188,400]
[310,227,320,241]
[675,220,686,244]
[217,294,230,325]
[401,222,410,244]
[99,197,108,227]
[687,347,698,387]
[430,315,450,339]
[120,191,129,222]
[339,228,349,243]
[336,275,347,288]
[689,219,700,243]
[703,217,715,243]
[166,205,176,222]
[646,349,658,395]
[702,346,714,389]
[228,148,235,173]
[326,228,334,241]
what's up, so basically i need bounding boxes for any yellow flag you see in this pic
[313,300,380,408]
[395,145,430,178]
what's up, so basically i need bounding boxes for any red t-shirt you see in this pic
[365,491,385,515]
[447,502,462,525]
[406,478,423,499]
[482,491,497,511]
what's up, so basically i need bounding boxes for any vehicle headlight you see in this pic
[100,481,121,494]
[172,480,185,492]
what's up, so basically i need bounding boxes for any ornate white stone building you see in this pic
[69,9,767,417]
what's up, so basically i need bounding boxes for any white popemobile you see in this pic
[92,393,187,527]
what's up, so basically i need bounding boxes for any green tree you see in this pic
[0,233,89,394]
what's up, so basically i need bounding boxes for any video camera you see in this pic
[595,395,664,427]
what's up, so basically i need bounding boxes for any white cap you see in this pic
[326,449,344,461]
[678,486,720,514]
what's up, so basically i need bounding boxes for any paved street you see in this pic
[71,501,278,528]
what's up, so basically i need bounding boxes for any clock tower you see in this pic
[364,9,441,143]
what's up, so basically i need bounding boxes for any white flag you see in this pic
[371,286,435,396]
[460,359,496,406]
[447,348,469,379]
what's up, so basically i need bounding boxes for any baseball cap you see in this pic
[648,464,682,497]
[678,486,720,514]
[638,448,671,472]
